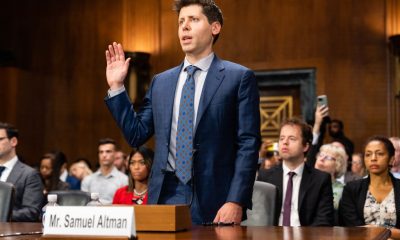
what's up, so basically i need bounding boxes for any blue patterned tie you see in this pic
[176,65,199,184]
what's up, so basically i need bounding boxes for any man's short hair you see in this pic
[98,138,118,149]
[173,0,223,44]
[280,117,313,147]
[0,122,19,139]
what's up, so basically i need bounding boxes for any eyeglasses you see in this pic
[317,152,336,161]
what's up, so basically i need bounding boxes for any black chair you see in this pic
[48,190,91,206]
[0,181,15,222]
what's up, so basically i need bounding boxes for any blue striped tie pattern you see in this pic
[176,65,199,184]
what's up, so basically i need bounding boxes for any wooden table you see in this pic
[0,223,391,240]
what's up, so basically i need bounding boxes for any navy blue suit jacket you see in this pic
[105,56,261,222]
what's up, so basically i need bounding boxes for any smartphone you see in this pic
[317,95,328,107]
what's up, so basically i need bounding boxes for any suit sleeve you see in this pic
[11,170,44,222]
[311,173,334,226]
[338,183,365,226]
[226,69,261,207]
[104,79,155,147]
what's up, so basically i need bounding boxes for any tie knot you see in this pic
[186,65,199,77]
[288,172,296,178]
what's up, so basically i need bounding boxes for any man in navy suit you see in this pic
[258,118,334,226]
[104,0,260,224]
[0,122,44,222]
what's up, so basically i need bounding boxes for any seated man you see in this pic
[0,122,44,222]
[258,118,334,226]
[81,138,128,204]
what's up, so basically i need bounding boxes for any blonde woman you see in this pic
[315,143,347,210]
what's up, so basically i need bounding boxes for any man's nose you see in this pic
[182,20,190,31]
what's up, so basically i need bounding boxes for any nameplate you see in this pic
[43,206,135,237]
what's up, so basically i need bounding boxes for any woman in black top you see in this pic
[339,136,400,239]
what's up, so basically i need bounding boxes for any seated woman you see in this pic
[39,151,70,195]
[339,136,400,238]
[315,143,347,210]
[113,146,154,205]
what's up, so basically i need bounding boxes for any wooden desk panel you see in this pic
[0,223,391,240]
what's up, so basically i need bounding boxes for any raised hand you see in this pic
[313,105,329,134]
[105,42,131,90]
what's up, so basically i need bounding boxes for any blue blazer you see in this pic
[105,56,261,222]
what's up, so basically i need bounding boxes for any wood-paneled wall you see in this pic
[0,0,396,167]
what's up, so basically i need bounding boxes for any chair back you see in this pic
[0,181,15,222]
[241,181,277,226]
[48,190,91,206]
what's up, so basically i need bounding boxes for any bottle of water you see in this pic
[42,194,59,227]
[86,192,102,206]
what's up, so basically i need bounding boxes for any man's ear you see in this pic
[211,21,221,36]
[303,142,310,153]
[10,137,18,148]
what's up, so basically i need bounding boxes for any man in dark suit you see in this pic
[104,0,260,224]
[0,122,44,222]
[258,118,334,226]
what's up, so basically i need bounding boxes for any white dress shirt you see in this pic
[279,162,304,227]
[0,155,18,182]
[166,53,214,171]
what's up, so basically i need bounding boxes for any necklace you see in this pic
[134,188,148,196]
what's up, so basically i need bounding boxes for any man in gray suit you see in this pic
[0,122,44,222]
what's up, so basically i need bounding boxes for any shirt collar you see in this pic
[2,155,18,170]
[95,166,119,178]
[183,52,214,72]
[282,161,305,177]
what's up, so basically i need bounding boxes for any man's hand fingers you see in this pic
[108,44,116,61]
[105,50,111,65]
[113,42,120,60]
[118,43,125,61]
[213,211,221,223]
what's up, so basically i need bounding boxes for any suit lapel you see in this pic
[194,56,225,133]
[6,160,22,184]
[163,65,183,141]
[299,164,312,208]
[358,177,369,221]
